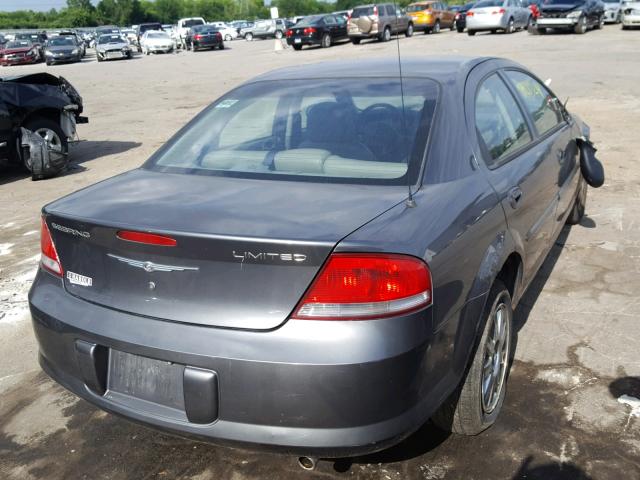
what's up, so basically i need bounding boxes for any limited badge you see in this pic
[66,271,93,287]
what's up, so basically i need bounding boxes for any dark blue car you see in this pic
[29,57,600,469]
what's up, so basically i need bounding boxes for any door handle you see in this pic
[508,187,523,209]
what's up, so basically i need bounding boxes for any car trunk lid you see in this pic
[45,168,407,330]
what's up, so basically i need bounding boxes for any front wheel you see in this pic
[22,117,69,176]
[275,30,283,39]
[574,15,587,33]
[245,33,253,41]
[468,29,476,36]
[293,44,303,50]
[225,34,232,41]
[380,26,391,42]
[566,176,588,225]
[506,18,515,33]
[595,14,604,29]
[405,23,414,37]
[432,280,513,435]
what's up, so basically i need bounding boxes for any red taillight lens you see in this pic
[492,8,505,14]
[373,6,378,15]
[293,253,432,320]
[40,217,63,276]
[117,231,177,247]
[455,13,460,19]
[467,11,474,16]
[303,27,316,35]
[286,29,293,37]
[194,34,202,40]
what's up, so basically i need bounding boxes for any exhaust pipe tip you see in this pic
[297,456,319,471]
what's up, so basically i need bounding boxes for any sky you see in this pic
[1,1,96,12]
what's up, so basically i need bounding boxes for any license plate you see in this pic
[294,38,301,43]
[66,270,92,287]
[107,52,122,59]
[108,349,185,410]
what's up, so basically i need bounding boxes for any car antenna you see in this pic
[393,0,416,208]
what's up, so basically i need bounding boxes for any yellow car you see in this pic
[406,1,456,33]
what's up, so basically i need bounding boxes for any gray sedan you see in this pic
[29,57,601,469]
[466,0,532,34]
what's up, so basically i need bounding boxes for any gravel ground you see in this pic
[0,26,639,480]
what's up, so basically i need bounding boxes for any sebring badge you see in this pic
[107,254,199,273]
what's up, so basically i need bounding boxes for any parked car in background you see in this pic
[189,25,224,50]
[136,23,163,51]
[523,0,543,20]
[50,30,86,57]
[466,0,532,35]
[177,17,206,47]
[243,19,290,40]
[348,3,414,43]
[95,34,133,62]
[0,72,87,179]
[209,23,238,41]
[0,40,40,66]
[286,14,348,49]
[95,26,121,37]
[121,28,138,45]
[602,0,624,22]
[44,36,82,66]
[455,2,477,31]
[333,10,351,20]
[14,32,47,61]
[533,0,604,34]
[621,1,640,27]
[28,56,601,465]
[0,34,6,47]
[140,31,174,54]
[161,25,181,47]
[406,1,456,33]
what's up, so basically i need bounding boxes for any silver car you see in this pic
[621,0,640,27]
[603,0,623,22]
[96,34,133,62]
[466,0,532,34]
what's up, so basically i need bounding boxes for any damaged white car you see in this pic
[622,1,640,27]
[0,73,88,180]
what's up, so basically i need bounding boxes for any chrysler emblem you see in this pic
[107,254,199,273]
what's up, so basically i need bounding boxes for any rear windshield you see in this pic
[352,6,376,17]
[406,4,432,12]
[295,15,324,26]
[147,78,438,185]
[473,0,502,6]
[183,19,204,27]
[49,37,75,46]
[543,0,584,4]
[98,35,123,44]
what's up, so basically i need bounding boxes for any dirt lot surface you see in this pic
[1,27,639,480]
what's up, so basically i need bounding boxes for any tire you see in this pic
[433,20,441,33]
[622,24,628,30]
[536,26,547,34]
[275,30,283,39]
[457,26,464,33]
[293,44,303,50]
[351,38,361,44]
[566,176,588,225]
[225,34,232,41]
[46,60,52,66]
[406,23,414,37]
[506,17,514,33]
[380,26,391,42]
[432,280,513,435]
[595,14,604,29]
[574,16,587,34]
[468,29,476,36]
[22,117,69,173]
[245,33,253,41]
[321,33,331,48]
[218,42,225,50]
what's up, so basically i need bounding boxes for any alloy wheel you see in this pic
[481,301,511,414]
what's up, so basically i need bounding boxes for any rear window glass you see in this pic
[473,0,503,6]
[407,4,431,11]
[352,6,376,17]
[147,78,439,185]
[183,19,204,27]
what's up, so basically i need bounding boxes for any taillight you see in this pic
[455,13,460,19]
[467,11,474,16]
[117,230,177,247]
[216,32,222,39]
[303,27,316,35]
[373,6,378,15]
[492,8,506,14]
[40,217,63,276]
[194,34,202,40]
[293,253,432,320]
[286,29,293,37]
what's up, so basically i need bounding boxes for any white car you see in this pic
[140,31,174,54]
[208,22,239,41]
[621,0,640,27]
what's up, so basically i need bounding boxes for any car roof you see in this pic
[250,56,504,84]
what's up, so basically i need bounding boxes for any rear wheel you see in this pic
[468,29,476,35]
[432,280,513,435]
[457,26,465,33]
[321,33,331,48]
[22,117,68,172]
[405,23,414,37]
[218,42,225,50]
[225,34,232,41]
[595,14,604,29]
[293,44,303,50]
[351,37,361,44]
[245,32,253,41]
[433,20,441,33]
[566,176,588,225]
[275,30,283,39]
[506,17,515,33]
[380,26,391,41]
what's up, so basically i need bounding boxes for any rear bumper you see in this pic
[466,16,506,30]
[622,14,640,25]
[286,35,321,46]
[29,270,446,457]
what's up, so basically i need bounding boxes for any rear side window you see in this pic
[505,70,564,136]
[352,6,375,17]
[148,78,439,185]
[475,74,532,167]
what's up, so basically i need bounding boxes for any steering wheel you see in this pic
[361,103,403,125]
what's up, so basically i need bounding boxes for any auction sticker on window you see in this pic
[67,271,93,287]
[215,99,239,109]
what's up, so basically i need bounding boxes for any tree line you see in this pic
[0,0,429,29]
